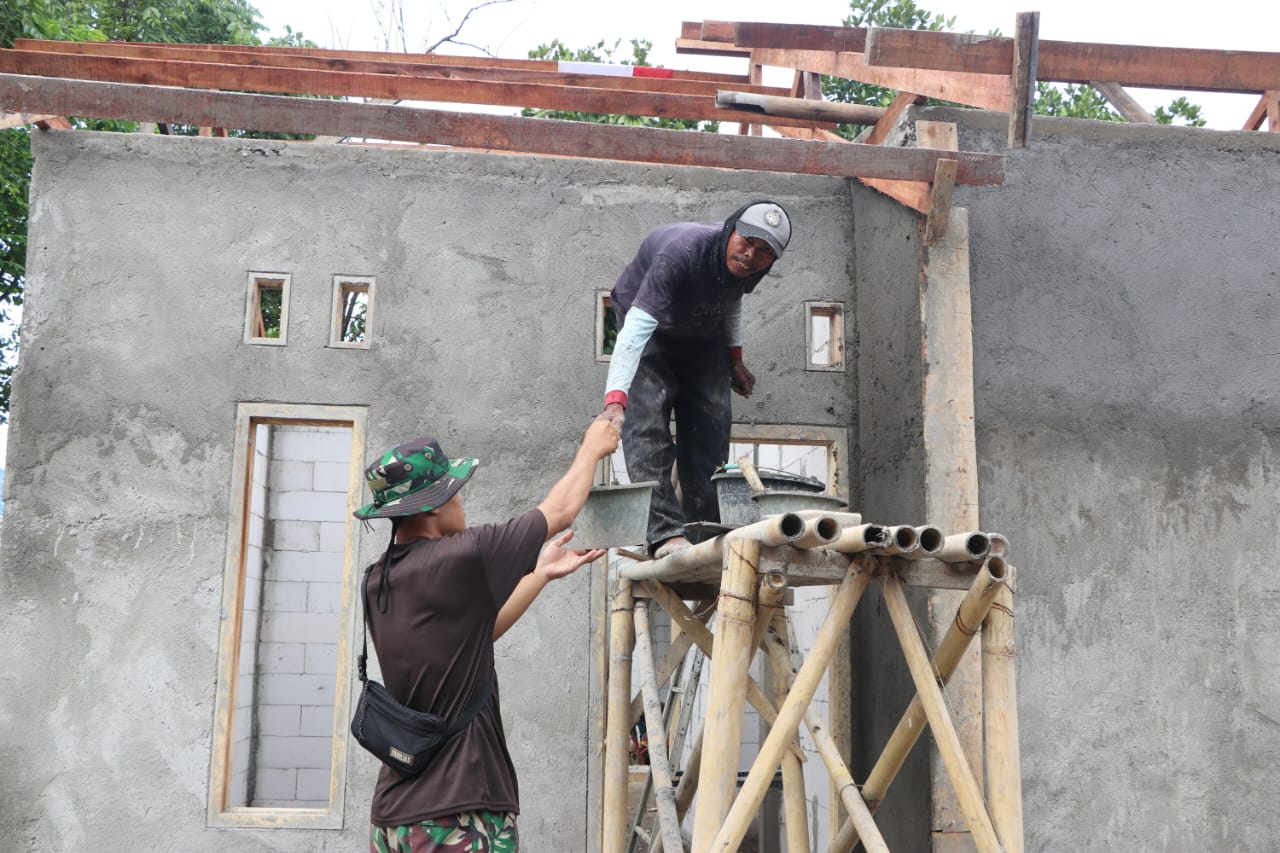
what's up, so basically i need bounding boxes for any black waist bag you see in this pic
[351,564,494,776]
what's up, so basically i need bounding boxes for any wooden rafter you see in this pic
[0,49,832,130]
[864,28,1280,94]
[0,74,1005,183]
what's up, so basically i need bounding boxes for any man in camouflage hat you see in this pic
[601,199,792,558]
[355,415,619,852]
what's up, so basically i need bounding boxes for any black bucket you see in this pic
[710,466,826,527]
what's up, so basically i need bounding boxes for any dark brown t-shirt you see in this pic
[365,508,548,826]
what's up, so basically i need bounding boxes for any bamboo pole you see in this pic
[707,558,873,853]
[643,580,804,760]
[691,536,761,850]
[983,584,1024,853]
[830,523,888,554]
[633,601,686,853]
[791,513,842,549]
[620,513,812,583]
[881,574,1004,853]
[936,531,991,563]
[604,577,636,853]
[764,612,809,853]
[649,647,705,853]
[629,622,698,728]
[877,525,920,556]
[830,558,1009,853]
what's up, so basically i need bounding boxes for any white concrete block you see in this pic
[296,768,333,802]
[300,705,335,737]
[319,521,349,554]
[256,704,302,737]
[304,642,338,675]
[259,611,341,645]
[257,672,336,706]
[264,580,309,612]
[271,549,343,583]
[313,461,351,493]
[307,581,342,614]
[270,520,320,552]
[252,766,297,798]
[273,427,351,462]
[269,459,315,492]
[256,735,334,769]
[257,642,305,674]
[271,489,349,523]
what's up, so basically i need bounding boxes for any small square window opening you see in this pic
[331,276,374,349]
[244,273,290,346]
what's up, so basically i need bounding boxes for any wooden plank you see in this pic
[864,90,925,146]
[1008,12,1039,148]
[0,74,1007,183]
[1268,91,1280,132]
[0,110,56,129]
[1092,81,1156,123]
[34,116,71,129]
[1244,94,1268,130]
[14,37,752,86]
[0,49,824,129]
[734,21,869,53]
[924,158,958,245]
[863,28,1280,94]
[675,38,753,58]
[751,47,1010,112]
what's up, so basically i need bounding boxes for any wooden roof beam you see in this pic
[0,74,1005,184]
[863,28,1280,94]
[748,47,1010,112]
[0,50,830,130]
[15,38,753,86]
[1007,11,1038,147]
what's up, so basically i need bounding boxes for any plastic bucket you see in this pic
[752,490,848,518]
[571,481,658,549]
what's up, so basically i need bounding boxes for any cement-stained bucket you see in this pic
[751,490,849,518]
[571,481,658,550]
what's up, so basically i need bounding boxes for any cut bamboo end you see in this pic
[831,523,888,553]
[791,514,841,549]
[897,524,943,560]
[936,531,992,563]
[877,524,920,556]
[987,532,1009,557]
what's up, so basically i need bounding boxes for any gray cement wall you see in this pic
[928,107,1280,851]
[0,130,855,850]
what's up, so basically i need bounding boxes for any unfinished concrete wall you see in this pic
[0,130,855,850]
[928,107,1280,851]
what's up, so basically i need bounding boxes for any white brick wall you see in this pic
[229,424,352,808]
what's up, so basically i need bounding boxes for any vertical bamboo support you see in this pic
[604,577,636,853]
[983,584,1024,853]
[881,575,1004,853]
[799,702,890,853]
[690,537,760,850]
[764,612,809,853]
[633,601,685,853]
[708,559,872,853]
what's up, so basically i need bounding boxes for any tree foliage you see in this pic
[523,39,719,132]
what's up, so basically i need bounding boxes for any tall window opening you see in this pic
[596,291,619,361]
[331,276,374,348]
[804,301,845,371]
[245,273,290,345]
[209,404,367,828]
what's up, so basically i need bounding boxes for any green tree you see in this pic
[0,0,313,421]
[523,39,719,132]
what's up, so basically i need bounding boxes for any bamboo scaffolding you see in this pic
[983,584,1024,853]
[881,574,1005,853]
[633,601,685,852]
[628,620,700,728]
[706,557,872,852]
[764,612,809,853]
[648,647,704,853]
[830,557,1009,852]
[619,512,824,583]
[690,536,761,848]
[604,577,636,853]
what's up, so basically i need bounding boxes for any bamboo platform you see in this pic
[600,511,1023,853]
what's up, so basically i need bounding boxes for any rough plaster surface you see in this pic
[926,107,1280,851]
[0,130,854,850]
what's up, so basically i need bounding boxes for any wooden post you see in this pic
[604,577,636,853]
[983,585,1024,853]
[708,559,872,853]
[882,575,1004,853]
[690,537,760,849]
[1008,11,1039,147]
[764,611,810,853]
[633,601,685,853]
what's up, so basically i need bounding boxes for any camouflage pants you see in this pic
[370,810,519,852]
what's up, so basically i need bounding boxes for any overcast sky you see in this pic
[250,0,1280,129]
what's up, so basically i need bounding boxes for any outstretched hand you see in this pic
[536,530,606,581]
[731,359,756,398]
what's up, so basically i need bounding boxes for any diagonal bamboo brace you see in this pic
[706,556,872,853]
[633,601,685,853]
[881,574,1005,853]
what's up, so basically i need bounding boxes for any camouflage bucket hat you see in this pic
[354,436,479,520]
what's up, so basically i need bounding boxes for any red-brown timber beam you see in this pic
[863,28,1280,94]
[0,74,1005,183]
[0,50,829,129]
